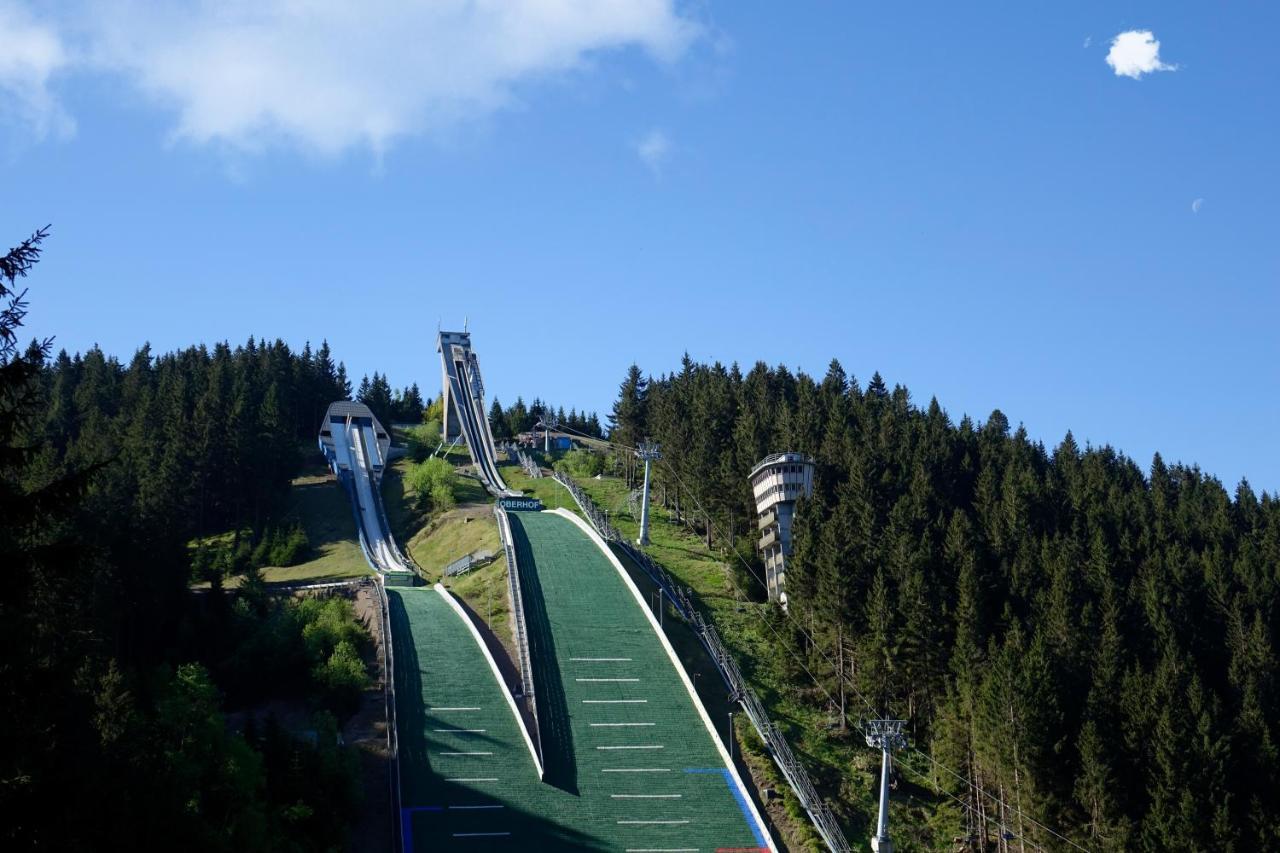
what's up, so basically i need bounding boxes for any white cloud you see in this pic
[0,1,699,155]
[1105,30,1176,79]
[0,3,74,139]
[635,128,670,174]
[1192,198,1204,214]
[1083,36,1092,49]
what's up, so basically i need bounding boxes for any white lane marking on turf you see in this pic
[602,768,669,772]
[444,777,499,782]
[439,752,493,756]
[618,820,691,825]
[433,728,486,733]
[449,804,504,810]
[583,699,647,704]
[571,657,632,661]
[431,706,481,711]
[453,831,511,837]
[433,584,544,779]
[576,678,639,682]
[612,794,682,799]
[597,745,664,750]
[590,722,654,727]
[625,849,699,852]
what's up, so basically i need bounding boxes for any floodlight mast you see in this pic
[634,440,662,546]
[864,720,908,853]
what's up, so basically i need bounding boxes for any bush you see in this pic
[313,640,370,717]
[404,423,441,463]
[248,522,310,569]
[270,522,310,566]
[404,456,457,512]
[298,598,368,662]
[555,447,604,478]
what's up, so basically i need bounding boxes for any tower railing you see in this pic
[550,471,850,853]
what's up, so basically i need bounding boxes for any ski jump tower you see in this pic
[437,329,515,496]
[750,452,815,607]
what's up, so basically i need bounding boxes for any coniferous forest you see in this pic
[1,231,375,851]
[608,357,1280,851]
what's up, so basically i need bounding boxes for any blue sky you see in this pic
[3,2,1277,492]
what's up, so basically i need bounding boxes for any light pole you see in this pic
[634,439,661,546]
[864,719,908,853]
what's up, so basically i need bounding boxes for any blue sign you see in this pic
[499,497,544,512]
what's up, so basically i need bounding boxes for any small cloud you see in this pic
[635,128,671,175]
[1106,30,1177,79]
[1191,198,1204,214]
[1083,36,1092,49]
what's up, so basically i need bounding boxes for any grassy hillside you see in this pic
[191,457,372,588]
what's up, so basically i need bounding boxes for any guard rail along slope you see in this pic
[552,470,852,853]
[494,504,538,715]
[371,577,402,852]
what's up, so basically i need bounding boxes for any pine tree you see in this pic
[489,398,509,439]
[609,364,649,450]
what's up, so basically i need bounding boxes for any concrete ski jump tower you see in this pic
[749,452,814,606]
[437,329,513,496]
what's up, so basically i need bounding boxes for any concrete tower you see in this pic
[749,452,814,606]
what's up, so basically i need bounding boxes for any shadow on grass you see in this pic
[449,591,542,754]
[387,591,608,850]
[509,516,578,794]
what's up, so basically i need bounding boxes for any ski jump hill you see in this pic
[320,329,777,852]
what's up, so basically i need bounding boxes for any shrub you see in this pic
[249,522,310,569]
[404,456,457,512]
[555,447,604,478]
[404,423,440,463]
[313,640,370,716]
[298,598,367,662]
[269,522,310,566]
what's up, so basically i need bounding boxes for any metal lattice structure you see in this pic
[551,471,851,853]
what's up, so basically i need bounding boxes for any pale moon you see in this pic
[1191,198,1204,214]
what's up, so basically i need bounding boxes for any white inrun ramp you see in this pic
[318,401,416,579]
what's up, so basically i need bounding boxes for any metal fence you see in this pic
[371,578,402,853]
[443,550,497,577]
[494,505,538,706]
[551,471,851,853]
[515,447,542,479]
